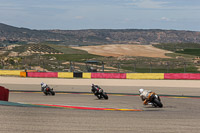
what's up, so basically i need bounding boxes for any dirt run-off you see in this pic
[73,44,172,58]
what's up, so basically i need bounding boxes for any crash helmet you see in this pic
[139,88,144,94]
[91,84,94,87]
[41,82,44,86]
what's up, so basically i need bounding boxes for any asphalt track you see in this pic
[0,77,200,133]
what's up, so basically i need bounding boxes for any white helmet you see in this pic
[41,82,44,86]
[139,88,144,94]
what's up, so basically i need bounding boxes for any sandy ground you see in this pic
[72,44,172,58]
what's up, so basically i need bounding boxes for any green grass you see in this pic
[153,43,200,57]
[43,41,65,45]
[44,54,101,62]
[176,49,200,56]
[47,44,88,54]
[153,43,200,52]
[165,53,195,58]
[121,66,198,73]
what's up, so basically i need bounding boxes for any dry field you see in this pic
[73,44,172,58]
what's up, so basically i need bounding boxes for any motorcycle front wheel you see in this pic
[102,92,108,100]
[50,90,55,96]
[153,98,163,108]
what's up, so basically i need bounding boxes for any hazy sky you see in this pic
[0,0,200,31]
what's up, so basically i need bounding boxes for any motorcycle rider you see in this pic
[41,82,50,93]
[139,88,156,105]
[91,84,102,99]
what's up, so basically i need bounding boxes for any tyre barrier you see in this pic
[164,73,200,80]
[127,73,164,80]
[91,73,126,79]
[58,72,73,78]
[0,70,22,76]
[2,69,200,80]
[0,86,9,101]
[74,72,83,78]
[82,73,91,79]
[20,72,27,77]
[27,72,58,78]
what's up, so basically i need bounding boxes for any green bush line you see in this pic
[176,49,200,56]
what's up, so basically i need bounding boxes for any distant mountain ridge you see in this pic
[1,23,200,45]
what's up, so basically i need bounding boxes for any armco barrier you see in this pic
[91,73,126,79]
[0,70,22,76]
[27,72,58,78]
[58,72,73,78]
[164,73,200,80]
[0,86,9,101]
[127,73,164,79]
[83,73,91,79]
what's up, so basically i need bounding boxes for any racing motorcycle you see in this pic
[43,87,55,96]
[91,84,108,100]
[147,92,163,108]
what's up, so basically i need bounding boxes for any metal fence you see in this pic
[0,57,197,73]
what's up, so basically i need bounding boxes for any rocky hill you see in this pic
[1,23,200,45]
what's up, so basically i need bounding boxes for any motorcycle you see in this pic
[43,87,55,96]
[91,85,108,100]
[147,92,163,108]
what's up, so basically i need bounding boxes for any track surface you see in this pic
[1,77,200,133]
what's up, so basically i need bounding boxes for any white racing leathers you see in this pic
[140,90,152,105]
[41,84,49,92]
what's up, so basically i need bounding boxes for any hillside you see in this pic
[1,23,200,45]
[0,43,199,73]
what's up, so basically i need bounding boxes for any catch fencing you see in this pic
[0,58,196,73]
